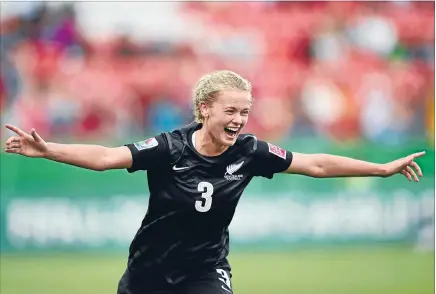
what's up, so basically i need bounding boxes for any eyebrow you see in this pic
[224,107,250,111]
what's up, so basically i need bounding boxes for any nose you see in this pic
[232,113,243,124]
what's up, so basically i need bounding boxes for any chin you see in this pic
[221,134,238,146]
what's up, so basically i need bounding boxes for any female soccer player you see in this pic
[4,70,425,294]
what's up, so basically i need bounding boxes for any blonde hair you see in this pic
[193,70,252,123]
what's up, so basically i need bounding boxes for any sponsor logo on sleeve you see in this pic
[134,137,158,151]
[267,143,286,159]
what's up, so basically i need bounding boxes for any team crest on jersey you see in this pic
[267,143,286,159]
[224,161,244,181]
[134,137,158,151]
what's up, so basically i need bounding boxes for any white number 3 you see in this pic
[195,182,214,212]
[216,269,232,292]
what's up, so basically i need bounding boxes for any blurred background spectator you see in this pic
[1,1,433,145]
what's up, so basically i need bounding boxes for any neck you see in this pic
[194,127,228,157]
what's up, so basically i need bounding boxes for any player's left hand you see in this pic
[381,151,425,182]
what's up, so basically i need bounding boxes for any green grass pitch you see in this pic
[1,246,433,294]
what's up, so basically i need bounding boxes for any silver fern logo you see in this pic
[225,161,244,181]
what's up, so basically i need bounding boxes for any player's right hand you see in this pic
[4,124,48,158]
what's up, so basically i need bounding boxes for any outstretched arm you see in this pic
[284,152,425,182]
[43,143,132,171]
[4,124,132,171]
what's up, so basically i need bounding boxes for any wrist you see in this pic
[376,164,388,177]
[43,142,54,159]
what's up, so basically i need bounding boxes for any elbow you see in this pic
[297,166,327,178]
[96,154,110,172]
[96,147,116,172]
[307,165,330,178]
[88,164,107,172]
[307,155,335,178]
[93,166,107,172]
[301,154,329,178]
[97,158,111,172]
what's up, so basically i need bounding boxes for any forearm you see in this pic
[44,143,109,171]
[310,154,386,178]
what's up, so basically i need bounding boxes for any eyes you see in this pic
[225,109,250,116]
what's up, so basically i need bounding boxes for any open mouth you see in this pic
[224,127,239,137]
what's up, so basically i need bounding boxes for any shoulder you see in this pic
[164,122,198,148]
[237,133,258,145]
[161,122,199,163]
[236,135,288,160]
[233,133,258,155]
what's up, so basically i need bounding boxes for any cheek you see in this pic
[214,114,231,125]
[210,117,225,133]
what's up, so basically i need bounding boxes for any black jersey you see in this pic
[124,122,292,284]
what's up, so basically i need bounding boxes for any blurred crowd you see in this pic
[1,2,434,144]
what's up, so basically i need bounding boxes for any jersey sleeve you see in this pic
[124,134,170,173]
[252,140,293,179]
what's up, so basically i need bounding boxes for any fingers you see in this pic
[405,151,425,180]
[5,144,21,154]
[406,166,419,182]
[5,124,27,137]
[5,148,21,154]
[30,128,43,142]
[400,166,420,182]
[409,161,423,177]
[8,142,21,149]
[5,136,20,145]
[400,169,412,182]
[411,151,426,159]
[5,135,22,154]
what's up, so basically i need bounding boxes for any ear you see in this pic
[199,101,210,119]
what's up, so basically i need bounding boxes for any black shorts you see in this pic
[117,268,233,294]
